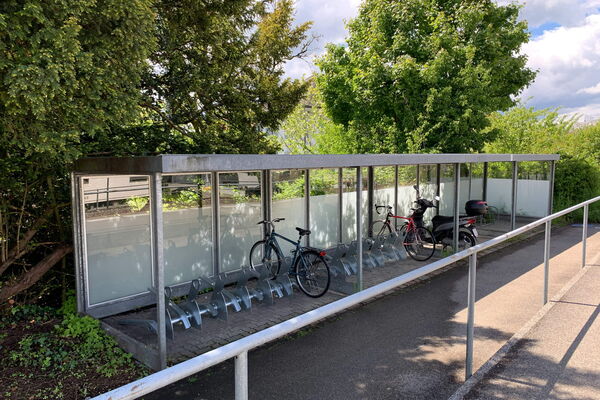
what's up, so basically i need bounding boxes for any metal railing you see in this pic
[92,195,600,400]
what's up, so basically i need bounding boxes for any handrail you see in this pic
[92,195,600,400]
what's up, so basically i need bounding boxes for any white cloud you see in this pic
[577,82,600,94]
[521,14,600,112]
[497,0,600,27]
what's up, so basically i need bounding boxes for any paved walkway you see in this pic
[141,225,600,400]
[463,262,600,400]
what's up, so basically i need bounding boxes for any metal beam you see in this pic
[74,154,561,175]
[548,160,555,216]
[453,164,460,252]
[71,173,85,314]
[338,168,343,243]
[211,172,220,275]
[356,167,363,292]
[367,167,374,237]
[305,169,310,246]
[482,162,488,202]
[511,162,518,231]
[150,173,167,370]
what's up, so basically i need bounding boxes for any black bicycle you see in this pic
[249,218,331,298]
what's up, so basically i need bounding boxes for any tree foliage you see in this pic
[317,0,535,153]
[141,0,312,154]
[279,82,351,154]
[0,0,156,303]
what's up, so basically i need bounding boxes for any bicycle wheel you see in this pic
[294,250,330,298]
[404,227,436,261]
[249,240,282,279]
[369,219,392,240]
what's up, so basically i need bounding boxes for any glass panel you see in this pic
[219,172,263,272]
[341,168,358,243]
[83,175,152,305]
[485,162,514,232]
[397,165,417,229]
[438,164,455,217]
[309,169,340,249]
[162,174,213,285]
[459,164,470,208]
[373,166,395,210]
[517,161,550,218]
[469,163,485,201]
[272,170,306,254]
[420,164,439,225]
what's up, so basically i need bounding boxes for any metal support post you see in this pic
[367,167,374,237]
[261,170,272,237]
[511,162,518,231]
[543,220,551,305]
[436,164,441,216]
[482,162,488,202]
[70,173,85,314]
[235,351,248,400]
[338,168,343,243]
[453,164,460,252]
[548,161,555,216]
[305,169,310,246]
[394,166,399,230]
[356,167,363,291]
[466,253,477,379]
[416,165,420,190]
[150,173,167,370]
[583,204,588,268]
[211,172,220,275]
[468,163,473,199]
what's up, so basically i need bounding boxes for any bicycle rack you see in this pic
[343,241,359,275]
[369,237,387,266]
[361,239,379,269]
[327,244,351,276]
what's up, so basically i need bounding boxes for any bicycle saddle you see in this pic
[296,227,311,236]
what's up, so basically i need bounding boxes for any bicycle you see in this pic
[249,218,331,298]
[369,204,436,262]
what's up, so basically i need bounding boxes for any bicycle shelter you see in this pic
[71,153,558,369]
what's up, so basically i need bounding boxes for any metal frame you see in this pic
[72,154,560,370]
[93,194,598,400]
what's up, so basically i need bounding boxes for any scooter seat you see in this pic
[432,215,453,224]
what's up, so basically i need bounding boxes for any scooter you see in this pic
[411,186,482,251]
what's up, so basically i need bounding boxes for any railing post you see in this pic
[543,220,551,305]
[583,204,589,268]
[466,253,477,379]
[235,351,248,400]
[357,167,363,291]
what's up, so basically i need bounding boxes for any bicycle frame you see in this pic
[262,230,308,275]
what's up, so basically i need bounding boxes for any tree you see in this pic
[141,0,313,154]
[316,0,535,154]
[279,82,351,154]
[0,0,156,302]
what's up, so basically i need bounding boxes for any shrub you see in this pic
[553,156,600,222]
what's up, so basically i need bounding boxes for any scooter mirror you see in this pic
[434,195,440,201]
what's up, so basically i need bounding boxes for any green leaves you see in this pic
[316,0,535,154]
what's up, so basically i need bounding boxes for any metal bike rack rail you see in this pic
[91,194,599,400]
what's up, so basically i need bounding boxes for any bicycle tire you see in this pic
[404,226,436,261]
[294,249,330,298]
[369,219,392,240]
[249,240,282,279]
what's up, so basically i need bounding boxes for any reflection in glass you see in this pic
[397,166,417,229]
[341,168,358,243]
[309,169,340,249]
[219,172,263,272]
[162,174,213,285]
[517,161,550,217]
[420,165,438,224]
[83,175,152,305]
[272,170,306,254]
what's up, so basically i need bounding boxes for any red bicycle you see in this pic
[369,204,436,261]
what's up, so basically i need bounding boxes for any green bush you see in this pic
[553,156,600,222]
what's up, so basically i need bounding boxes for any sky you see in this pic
[284,0,600,121]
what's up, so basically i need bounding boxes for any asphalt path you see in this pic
[142,225,600,400]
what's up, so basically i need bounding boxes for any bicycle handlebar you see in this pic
[374,204,393,215]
